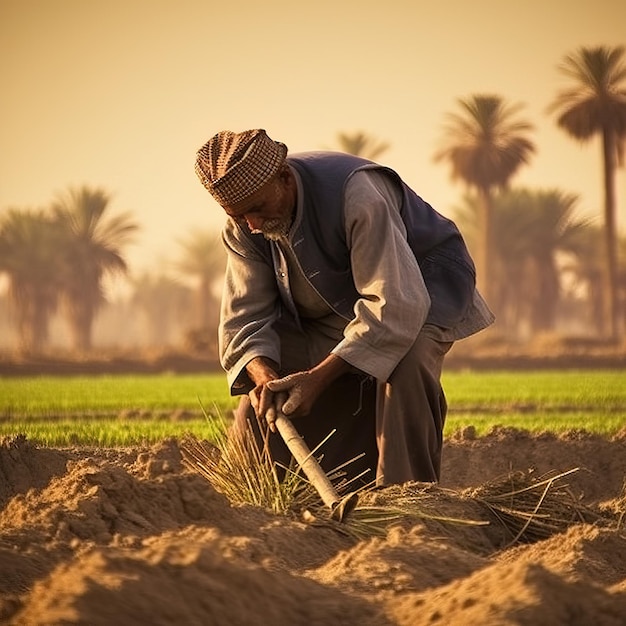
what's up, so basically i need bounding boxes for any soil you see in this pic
[1,429,625,626]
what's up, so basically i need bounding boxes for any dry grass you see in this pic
[466,468,602,547]
[181,417,609,546]
[180,416,321,516]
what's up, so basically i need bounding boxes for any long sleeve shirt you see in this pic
[220,167,492,393]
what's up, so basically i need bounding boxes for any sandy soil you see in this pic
[1,428,625,625]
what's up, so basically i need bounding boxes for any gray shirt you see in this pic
[220,168,494,391]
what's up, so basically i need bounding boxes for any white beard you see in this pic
[251,217,291,240]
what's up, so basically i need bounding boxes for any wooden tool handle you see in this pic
[274,411,341,510]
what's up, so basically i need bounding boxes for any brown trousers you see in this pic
[233,322,453,486]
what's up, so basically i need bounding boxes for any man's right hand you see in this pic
[264,392,288,434]
[249,381,277,421]
[245,357,280,426]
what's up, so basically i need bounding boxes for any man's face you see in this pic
[224,166,296,240]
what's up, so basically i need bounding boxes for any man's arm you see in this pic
[220,223,282,394]
[332,169,430,380]
[265,170,429,419]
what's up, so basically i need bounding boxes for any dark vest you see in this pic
[246,152,476,329]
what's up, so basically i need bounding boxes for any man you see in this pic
[195,129,494,487]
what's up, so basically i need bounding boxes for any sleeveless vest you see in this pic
[245,152,477,329]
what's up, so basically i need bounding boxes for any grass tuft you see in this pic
[181,415,322,516]
[181,414,611,545]
[466,468,602,546]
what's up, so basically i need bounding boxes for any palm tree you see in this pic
[454,188,590,336]
[52,186,138,352]
[335,131,390,161]
[547,45,626,340]
[176,230,227,348]
[434,95,536,303]
[0,209,65,353]
[131,272,194,347]
[516,189,592,333]
[560,224,606,334]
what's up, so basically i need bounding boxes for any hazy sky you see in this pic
[2,0,625,277]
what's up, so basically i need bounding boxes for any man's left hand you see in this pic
[266,371,320,419]
[266,354,353,420]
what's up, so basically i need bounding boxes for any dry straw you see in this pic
[181,415,321,516]
[181,415,607,546]
[467,468,601,547]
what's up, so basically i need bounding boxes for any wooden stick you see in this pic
[273,410,342,511]
[267,393,359,521]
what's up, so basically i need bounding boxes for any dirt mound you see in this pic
[1,431,625,625]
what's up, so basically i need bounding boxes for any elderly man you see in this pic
[195,129,494,486]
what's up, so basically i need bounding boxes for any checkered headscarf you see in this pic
[194,129,288,206]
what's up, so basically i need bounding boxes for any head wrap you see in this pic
[194,129,288,206]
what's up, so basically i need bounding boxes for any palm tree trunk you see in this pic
[601,128,621,340]
[68,303,93,353]
[18,294,48,355]
[477,187,494,304]
[530,256,559,332]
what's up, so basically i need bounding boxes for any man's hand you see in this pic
[264,392,286,433]
[247,353,353,429]
[266,354,354,419]
[266,371,314,418]
[249,381,275,421]
[245,357,279,424]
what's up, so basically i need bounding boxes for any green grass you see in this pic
[0,373,237,418]
[0,418,224,447]
[443,369,626,437]
[444,411,624,437]
[1,369,624,446]
[444,370,626,410]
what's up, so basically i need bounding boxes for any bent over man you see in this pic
[195,129,494,486]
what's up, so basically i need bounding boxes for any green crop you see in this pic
[443,369,626,410]
[0,373,237,418]
[1,369,624,446]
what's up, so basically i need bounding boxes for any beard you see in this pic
[251,216,291,241]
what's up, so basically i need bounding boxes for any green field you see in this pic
[1,370,624,446]
[0,373,234,417]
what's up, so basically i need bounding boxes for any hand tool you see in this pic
[268,395,358,522]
